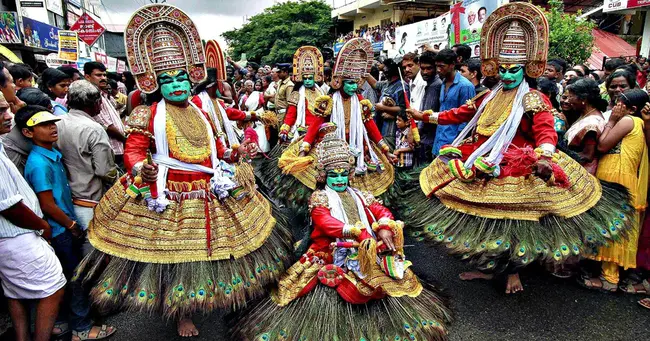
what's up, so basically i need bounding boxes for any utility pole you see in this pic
[150,0,167,3]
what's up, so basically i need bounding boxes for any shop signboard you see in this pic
[70,12,105,46]
[45,52,75,68]
[106,56,117,72]
[604,0,650,12]
[58,30,78,61]
[22,16,59,51]
[93,51,107,65]
[117,60,127,73]
[0,12,22,44]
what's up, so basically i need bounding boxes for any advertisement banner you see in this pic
[93,51,107,65]
[22,16,59,51]
[604,0,650,12]
[449,0,506,46]
[45,53,76,68]
[394,13,451,56]
[0,12,22,44]
[117,59,127,73]
[70,13,105,46]
[45,0,64,16]
[106,56,117,72]
[58,30,78,61]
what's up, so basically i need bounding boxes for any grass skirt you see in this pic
[400,178,634,274]
[230,283,451,341]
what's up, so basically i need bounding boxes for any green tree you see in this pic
[222,0,334,64]
[542,0,595,65]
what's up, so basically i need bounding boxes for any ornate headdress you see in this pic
[292,46,324,83]
[480,2,549,78]
[125,4,206,93]
[315,123,355,183]
[205,40,227,81]
[331,38,373,89]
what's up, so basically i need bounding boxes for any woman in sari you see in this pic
[238,79,270,153]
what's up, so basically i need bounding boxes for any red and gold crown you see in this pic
[292,46,324,83]
[125,4,206,93]
[315,123,355,183]
[205,40,227,81]
[479,2,549,78]
[331,38,373,89]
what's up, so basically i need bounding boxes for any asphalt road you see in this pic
[4,233,646,341]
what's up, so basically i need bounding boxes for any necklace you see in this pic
[166,104,209,148]
[338,191,361,223]
[477,88,517,136]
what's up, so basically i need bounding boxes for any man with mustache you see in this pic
[84,61,125,166]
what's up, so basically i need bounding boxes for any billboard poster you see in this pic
[117,59,127,73]
[106,56,117,72]
[93,51,107,65]
[22,16,59,51]
[394,13,451,56]
[0,12,21,44]
[58,30,78,61]
[449,0,507,46]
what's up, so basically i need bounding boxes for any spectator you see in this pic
[18,87,53,110]
[108,79,127,116]
[544,60,564,95]
[0,95,66,341]
[564,69,584,84]
[322,67,332,94]
[56,80,117,245]
[605,70,636,112]
[573,64,590,77]
[549,58,568,80]
[107,72,127,95]
[0,61,25,113]
[121,71,136,94]
[16,105,117,341]
[390,110,414,170]
[460,58,487,93]
[409,50,442,164]
[372,58,410,148]
[39,68,71,116]
[57,66,83,82]
[8,63,33,91]
[432,48,476,155]
[84,62,126,165]
[0,89,42,173]
[452,44,472,65]
[601,58,626,99]
[402,52,426,112]
[264,67,279,111]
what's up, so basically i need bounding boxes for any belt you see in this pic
[73,199,98,208]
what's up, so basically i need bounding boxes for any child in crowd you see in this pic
[16,105,116,341]
[392,111,414,169]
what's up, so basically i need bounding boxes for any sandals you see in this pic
[579,276,618,293]
[52,322,70,336]
[72,325,117,341]
[620,279,650,294]
[639,298,650,310]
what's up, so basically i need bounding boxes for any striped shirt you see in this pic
[0,143,43,238]
[94,93,125,156]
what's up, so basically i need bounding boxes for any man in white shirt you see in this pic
[402,52,427,111]
[0,93,66,341]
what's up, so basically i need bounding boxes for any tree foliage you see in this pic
[542,0,595,65]
[222,0,334,64]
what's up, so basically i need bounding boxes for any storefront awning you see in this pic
[588,28,637,70]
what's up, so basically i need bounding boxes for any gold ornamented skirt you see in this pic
[400,152,635,274]
[74,177,293,319]
[230,258,451,341]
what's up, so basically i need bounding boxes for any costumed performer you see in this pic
[271,38,395,218]
[231,124,451,341]
[73,4,292,337]
[260,46,327,187]
[405,2,634,294]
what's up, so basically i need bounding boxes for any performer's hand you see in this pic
[279,132,289,142]
[141,162,159,183]
[298,150,307,157]
[239,139,259,159]
[388,153,398,164]
[377,229,396,252]
[534,159,553,182]
[407,108,424,121]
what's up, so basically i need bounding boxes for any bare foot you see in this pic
[459,271,494,281]
[505,273,524,294]
[177,318,199,338]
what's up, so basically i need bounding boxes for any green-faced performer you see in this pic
[231,123,451,341]
[72,4,292,337]
[403,2,634,295]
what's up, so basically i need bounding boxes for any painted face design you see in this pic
[499,64,524,90]
[303,74,315,88]
[326,169,349,192]
[343,80,358,96]
[159,70,191,102]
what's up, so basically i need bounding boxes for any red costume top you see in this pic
[302,93,383,147]
[432,90,557,177]
[125,103,238,186]
[191,94,250,122]
[284,98,319,129]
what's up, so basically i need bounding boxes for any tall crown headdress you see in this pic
[331,38,373,90]
[480,2,549,78]
[124,4,206,94]
[315,123,356,183]
[292,46,324,83]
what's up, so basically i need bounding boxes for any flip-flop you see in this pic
[72,325,117,340]
[52,322,70,337]
[620,279,650,294]
[638,298,650,310]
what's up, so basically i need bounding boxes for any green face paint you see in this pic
[159,70,192,102]
[343,80,358,96]
[499,65,524,90]
[303,74,315,88]
[326,169,349,192]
